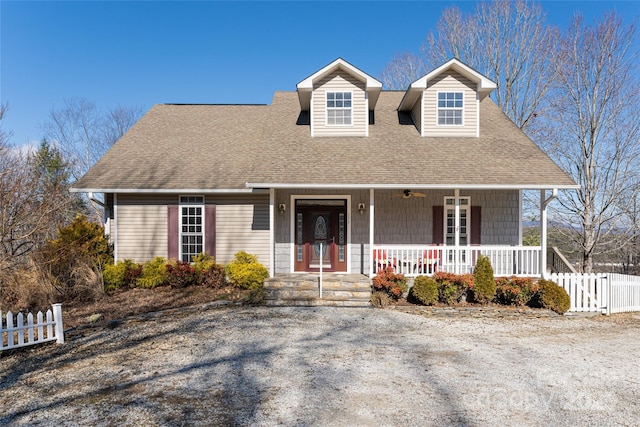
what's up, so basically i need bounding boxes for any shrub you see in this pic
[534,279,570,314]
[136,257,168,289]
[370,291,392,308]
[192,253,226,288]
[494,276,539,306]
[37,214,112,301]
[371,267,407,300]
[103,259,141,292]
[432,271,474,305]
[165,260,200,288]
[471,255,496,304]
[409,276,438,306]
[225,251,268,290]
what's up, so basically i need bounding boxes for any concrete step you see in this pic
[263,274,372,307]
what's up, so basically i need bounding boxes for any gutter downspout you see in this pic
[540,189,558,279]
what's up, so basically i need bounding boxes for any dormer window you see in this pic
[437,92,463,125]
[326,92,352,125]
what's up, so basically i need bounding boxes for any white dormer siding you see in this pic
[423,71,478,137]
[312,71,368,137]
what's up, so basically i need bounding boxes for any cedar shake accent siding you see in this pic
[312,71,367,137]
[424,71,478,137]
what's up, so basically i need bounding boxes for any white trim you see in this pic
[178,195,205,263]
[289,195,352,274]
[420,91,425,137]
[476,91,480,138]
[365,92,369,137]
[246,182,580,190]
[436,91,464,127]
[70,188,266,194]
[269,188,275,277]
[310,90,315,137]
[113,193,118,262]
[325,90,354,127]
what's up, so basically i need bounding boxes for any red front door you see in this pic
[294,201,347,272]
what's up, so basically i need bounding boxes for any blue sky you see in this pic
[1,1,639,146]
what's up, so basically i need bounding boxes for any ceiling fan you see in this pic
[395,189,427,199]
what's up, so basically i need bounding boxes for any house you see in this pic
[71,58,578,281]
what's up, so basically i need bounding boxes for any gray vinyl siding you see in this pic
[373,189,519,245]
[114,193,270,268]
[410,96,423,135]
[116,194,172,263]
[213,194,270,266]
[424,71,478,137]
[312,71,367,137]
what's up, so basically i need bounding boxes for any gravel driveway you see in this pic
[1,305,639,426]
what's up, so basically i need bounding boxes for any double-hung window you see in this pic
[326,92,352,125]
[437,92,463,125]
[180,196,204,262]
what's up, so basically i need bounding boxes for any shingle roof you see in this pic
[71,92,577,192]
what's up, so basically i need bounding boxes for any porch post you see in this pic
[269,188,275,277]
[369,188,374,277]
[540,189,558,279]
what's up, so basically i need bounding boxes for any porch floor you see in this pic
[263,274,372,307]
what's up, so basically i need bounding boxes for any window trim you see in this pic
[325,91,353,126]
[179,195,205,263]
[437,91,464,126]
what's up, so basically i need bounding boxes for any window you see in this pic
[180,196,204,262]
[326,92,352,125]
[437,92,463,125]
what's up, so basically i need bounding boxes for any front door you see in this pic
[294,200,347,272]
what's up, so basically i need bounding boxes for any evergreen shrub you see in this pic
[432,271,474,304]
[409,276,438,306]
[471,255,496,304]
[371,267,407,300]
[494,276,539,306]
[136,257,167,289]
[225,251,269,290]
[534,279,570,314]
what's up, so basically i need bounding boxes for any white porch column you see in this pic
[269,188,275,277]
[369,188,375,277]
[540,189,558,279]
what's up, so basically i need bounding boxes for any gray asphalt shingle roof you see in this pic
[71,91,577,192]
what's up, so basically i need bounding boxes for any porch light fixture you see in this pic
[278,203,286,214]
[358,203,366,214]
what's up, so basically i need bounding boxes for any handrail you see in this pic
[548,246,577,274]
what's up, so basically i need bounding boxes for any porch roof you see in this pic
[71,91,577,193]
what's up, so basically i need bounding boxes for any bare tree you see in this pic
[43,98,143,181]
[380,51,426,90]
[546,13,640,273]
[423,0,558,133]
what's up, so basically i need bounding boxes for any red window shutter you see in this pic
[205,204,216,258]
[167,204,179,260]
[432,206,444,245]
[471,206,481,245]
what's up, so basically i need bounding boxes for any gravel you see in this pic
[1,306,639,426]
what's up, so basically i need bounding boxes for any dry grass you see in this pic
[62,285,248,329]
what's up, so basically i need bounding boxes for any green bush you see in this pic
[225,251,268,290]
[409,276,438,306]
[471,255,496,304]
[103,259,141,291]
[371,267,407,300]
[136,257,168,289]
[38,214,113,301]
[494,276,539,306]
[192,253,226,288]
[432,272,474,305]
[534,279,570,314]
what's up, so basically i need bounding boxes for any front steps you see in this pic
[263,274,372,307]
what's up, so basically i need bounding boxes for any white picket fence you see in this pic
[1,303,64,351]
[550,273,640,315]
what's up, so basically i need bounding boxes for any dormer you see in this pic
[398,59,497,137]
[297,58,382,137]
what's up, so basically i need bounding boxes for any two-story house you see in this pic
[71,58,577,285]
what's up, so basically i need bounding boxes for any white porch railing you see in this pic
[372,245,542,277]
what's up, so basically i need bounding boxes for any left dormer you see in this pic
[297,58,382,137]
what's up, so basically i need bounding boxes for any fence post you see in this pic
[52,303,64,344]
[605,276,611,316]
